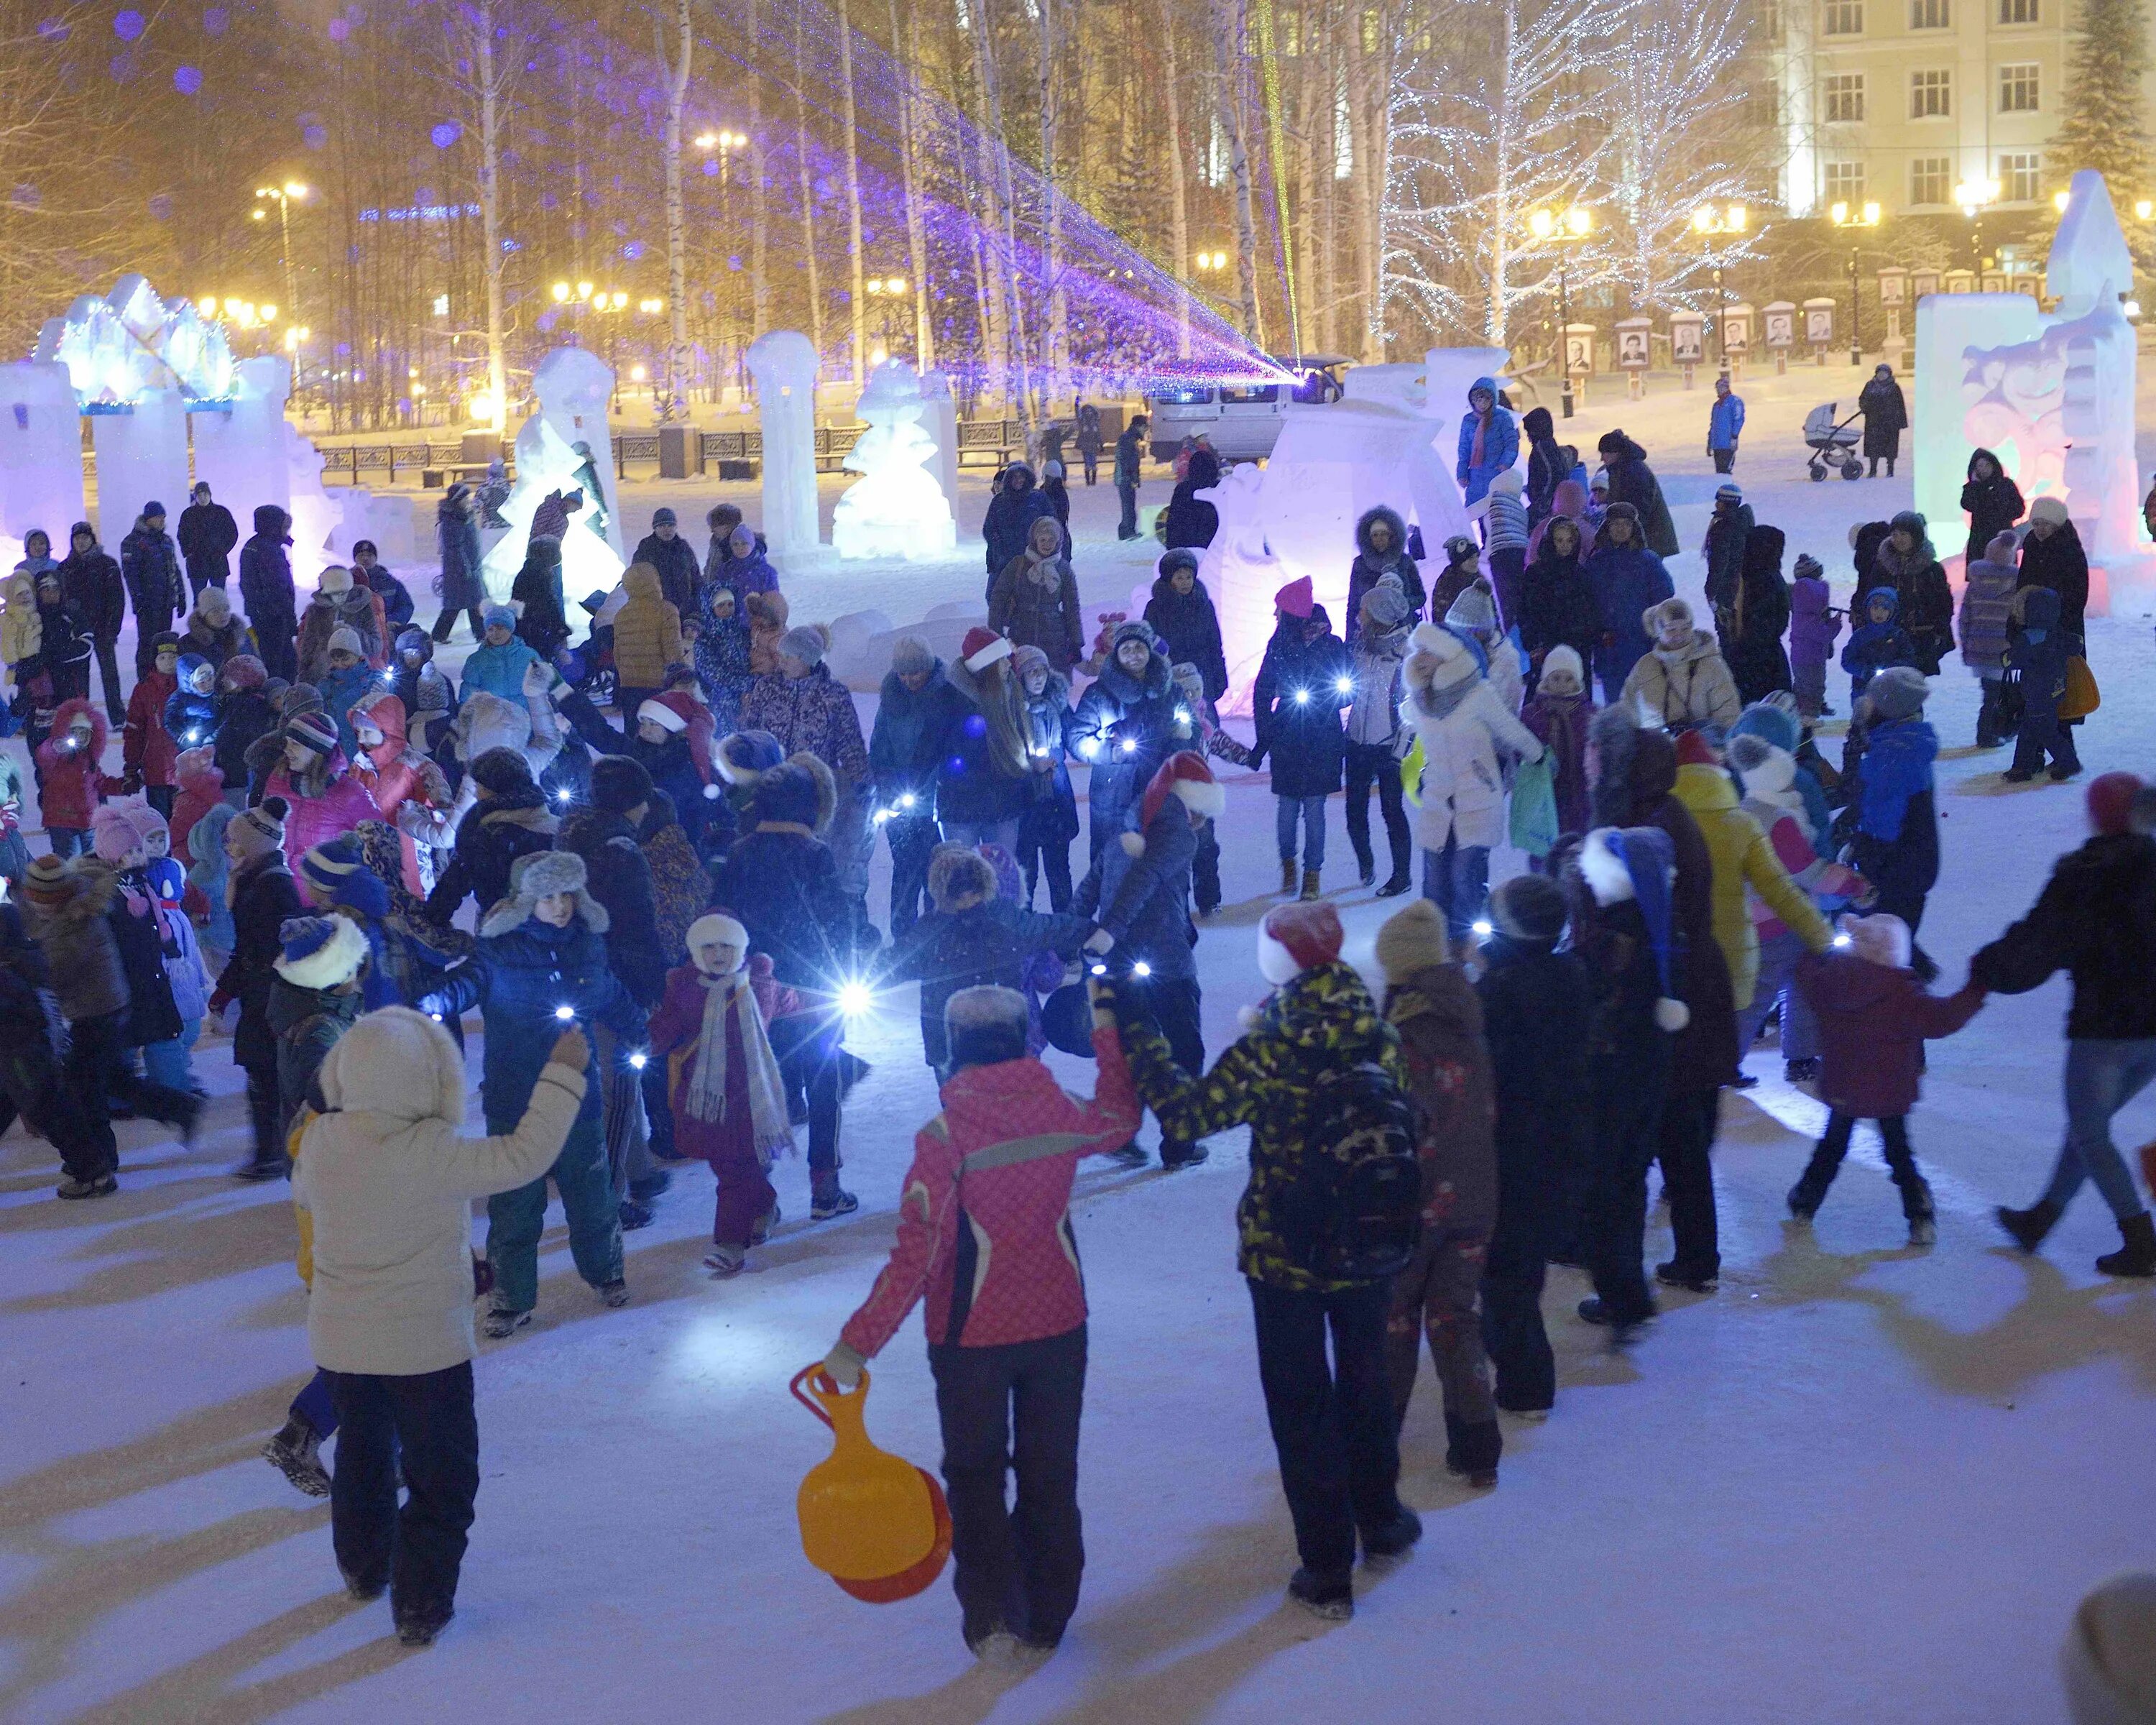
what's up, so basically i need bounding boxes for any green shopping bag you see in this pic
[1508,753,1560,857]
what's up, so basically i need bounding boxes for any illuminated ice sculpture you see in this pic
[831,360,957,561]
[1914,170,2145,611]
[0,362,88,546]
[190,357,352,579]
[480,346,629,613]
[747,330,821,560]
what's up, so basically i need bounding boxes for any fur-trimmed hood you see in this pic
[750,750,839,835]
[928,843,999,911]
[479,847,612,937]
[318,1005,470,1126]
[1354,505,1411,564]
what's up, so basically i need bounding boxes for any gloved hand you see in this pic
[822,1341,866,1391]
[1082,927,1115,957]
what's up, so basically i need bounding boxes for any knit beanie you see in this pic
[483,601,518,631]
[317,566,353,595]
[1866,666,1930,722]
[327,625,364,658]
[778,624,828,668]
[652,506,677,528]
[20,852,73,910]
[1840,911,1912,970]
[285,709,339,758]
[1258,901,1345,985]
[299,834,389,918]
[152,630,183,656]
[1373,898,1450,983]
[1274,576,1315,619]
[91,804,144,863]
[1490,873,1568,945]
[468,745,535,798]
[591,754,655,817]
[945,985,1030,1070]
[1792,553,1824,582]
[889,635,934,675]
[395,627,432,660]
[1158,548,1199,581]
[1443,579,1499,637]
[221,653,267,691]
[1729,699,1800,755]
[1538,645,1584,695]
[2088,771,2144,837]
[275,913,369,991]
[226,796,290,863]
[2028,495,2070,526]
[1361,579,1414,630]
[715,729,784,786]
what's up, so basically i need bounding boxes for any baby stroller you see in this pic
[1805,403,1865,482]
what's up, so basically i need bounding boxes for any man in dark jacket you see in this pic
[1982,773,2156,1277]
[1521,405,1576,525]
[240,505,300,684]
[1161,446,1222,552]
[211,797,305,1177]
[868,637,969,942]
[1113,415,1148,540]
[178,482,239,599]
[1595,431,1680,558]
[982,463,1056,592]
[59,521,127,723]
[425,748,561,924]
[1723,523,1795,707]
[561,756,668,1010]
[121,502,186,677]
[630,507,701,615]
[1344,506,1424,645]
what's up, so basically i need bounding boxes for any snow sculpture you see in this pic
[918,369,961,514]
[34,275,236,406]
[479,346,627,613]
[1915,170,2145,610]
[195,359,354,580]
[90,389,190,545]
[748,331,821,560]
[1204,347,1506,712]
[0,362,88,545]
[831,360,957,561]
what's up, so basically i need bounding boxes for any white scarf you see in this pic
[684,970,794,1163]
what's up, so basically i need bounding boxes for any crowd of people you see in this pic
[8,391,2148,1670]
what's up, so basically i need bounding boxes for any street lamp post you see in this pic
[1689,203,1749,371]
[1525,204,1594,419]
[1830,199,1883,366]
[863,276,910,364]
[253,181,308,349]
[1955,177,1999,274]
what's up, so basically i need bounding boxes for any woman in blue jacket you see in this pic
[1455,377,1519,507]
[1583,502,1674,703]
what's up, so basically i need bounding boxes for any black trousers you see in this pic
[1116,482,1138,538]
[1191,818,1221,914]
[241,1057,286,1167]
[929,1326,1088,1648]
[769,1013,842,1175]
[0,1041,112,1182]
[91,635,126,722]
[70,1010,194,1136]
[431,607,487,645]
[1585,1042,1670,1323]
[1016,827,1075,914]
[1711,448,1736,474]
[1799,1110,1933,1219]
[886,814,940,941]
[1128,975,1203,1163]
[1657,1085,1723,1279]
[1343,741,1411,882]
[1480,1232,1553,1413]
[144,784,175,819]
[255,617,298,685]
[1247,1277,1402,1580]
[328,1362,479,1622]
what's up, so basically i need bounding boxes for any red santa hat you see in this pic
[1258,901,1345,985]
[961,625,1015,673]
[1122,751,1225,855]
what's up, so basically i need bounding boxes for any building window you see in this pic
[1999,62,2039,111]
[1825,161,1868,206]
[1999,151,2041,201]
[1910,68,1950,118]
[1911,156,1952,205]
[1823,0,1864,32]
[1910,0,1948,24]
[1823,72,1866,121]
[1999,0,2037,21]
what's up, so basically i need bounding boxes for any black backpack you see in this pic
[1276,1058,1423,1282]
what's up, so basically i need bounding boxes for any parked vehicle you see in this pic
[1145,356,1348,463]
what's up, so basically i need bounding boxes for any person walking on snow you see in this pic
[1858,362,1907,477]
[1251,579,1350,901]
[1455,376,1518,507]
[178,481,238,598]
[1981,774,2156,1278]
[1706,374,1745,474]
[1960,448,2025,568]
[1113,415,1148,540]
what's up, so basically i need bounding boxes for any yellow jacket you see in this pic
[1,572,41,670]
[612,562,686,692]
[1672,762,1831,1011]
[290,1105,315,1287]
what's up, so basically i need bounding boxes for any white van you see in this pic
[1144,356,1348,463]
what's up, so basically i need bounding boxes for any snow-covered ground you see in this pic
[6,362,2156,1724]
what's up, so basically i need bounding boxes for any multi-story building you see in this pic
[1774,0,2073,220]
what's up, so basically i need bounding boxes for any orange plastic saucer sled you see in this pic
[792,1363,952,1603]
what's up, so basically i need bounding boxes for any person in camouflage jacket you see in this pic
[1118,901,1419,1622]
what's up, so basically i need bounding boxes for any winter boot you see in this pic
[1442,1413,1501,1489]
[340,1568,385,1603]
[1787,1162,1833,1223]
[55,1174,118,1200]
[395,1604,453,1647]
[1299,868,1322,901]
[1902,1181,1938,1247]
[1354,850,1376,889]
[233,1155,287,1182]
[1376,872,1413,898]
[598,1279,630,1307]
[1108,1141,1149,1169]
[1280,857,1298,895]
[482,1305,532,1340]
[704,1244,747,1277]
[1159,1142,1210,1170]
[1287,1567,1355,1621]
[2096,1213,2156,1278]
[628,1168,672,1201]
[1362,1503,1424,1558]
[750,1201,781,1246]
[811,1174,859,1220]
[1655,1259,1718,1294]
[1995,1198,2063,1254]
[262,1417,331,1498]
[1784,1057,1820,1083]
[618,1199,655,1230]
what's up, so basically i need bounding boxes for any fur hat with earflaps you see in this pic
[1121,751,1225,857]
[750,752,838,835]
[927,845,998,912]
[479,847,612,937]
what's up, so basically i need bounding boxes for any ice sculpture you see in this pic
[1914,170,2145,610]
[479,346,628,614]
[90,389,190,545]
[918,369,961,513]
[1202,346,1506,711]
[192,359,353,581]
[747,331,821,559]
[34,275,236,406]
[0,362,88,544]
[831,360,957,561]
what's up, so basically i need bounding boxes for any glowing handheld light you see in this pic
[1120,738,1137,755]
[837,980,875,1018]
[1089,962,1107,977]
[898,792,917,809]
[1471,919,1493,937]
[1334,676,1353,694]
[1132,960,1152,978]
[1833,932,1851,948]
[554,1004,576,1021]
[1293,689,1310,705]
[629,1051,648,1070]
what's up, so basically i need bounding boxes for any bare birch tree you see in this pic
[652,0,693,421]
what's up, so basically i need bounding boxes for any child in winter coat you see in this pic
[1787,553,1842,720]
[264,709,382,866]
[350,689,456,895]
[1344,580,1416,896]
[298,566,385,684]
[1401,625,1544,942]
[459,605,544,704]
[1166,661,1240,916]
[315,629,379,763]
[648,913,795,1275]
[819,982,1139,1660]
[1841,587,1915,704]
[1251,580,1351,899]
[0,753,27,888]
[1444,579,1521,715]
[162,653,218,763]
[270,912,370,1130]
[1958,530,2021,749]
[1845,666,1942,977]
[694,585,755,732]
[186,799,237,969]
[1792,914,1984,1243]
[212,654,275,795]
[1429,535,1485,622]
[1373,898,1503,1485]
[1519,644,1595,853]
[1013,644,1082,913]
[1477,469,1531,632]
[391,628,459,760]
[36,699,120,858]
[1619,598,1739,733]
[123,632,185,814]
[2004,586,2080,783]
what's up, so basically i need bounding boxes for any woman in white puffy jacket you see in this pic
[1401,622,1544,940]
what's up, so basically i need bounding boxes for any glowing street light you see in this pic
[1829,198,1884,364]
[552,280,571,302]
[1524,203,1595,417]
[1955,177,2001,270]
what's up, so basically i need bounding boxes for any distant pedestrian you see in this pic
[1706,374,1745,474]
[1859,364,1907,477]
[178,482,238,599]
[1114,415,1148,540]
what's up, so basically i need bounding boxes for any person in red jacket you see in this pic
[820,980,1139,1665]
[1792,912,1984,1243]
[123,630,184,817]
[36,699,121,857]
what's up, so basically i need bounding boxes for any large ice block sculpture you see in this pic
[1204,347,1504,712]
[1915,170,2144,610]
[0,362,88,545]
[748,331,821,560]
[480,346,628,615]
[90,388,190,545]
[832,361,957,561]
